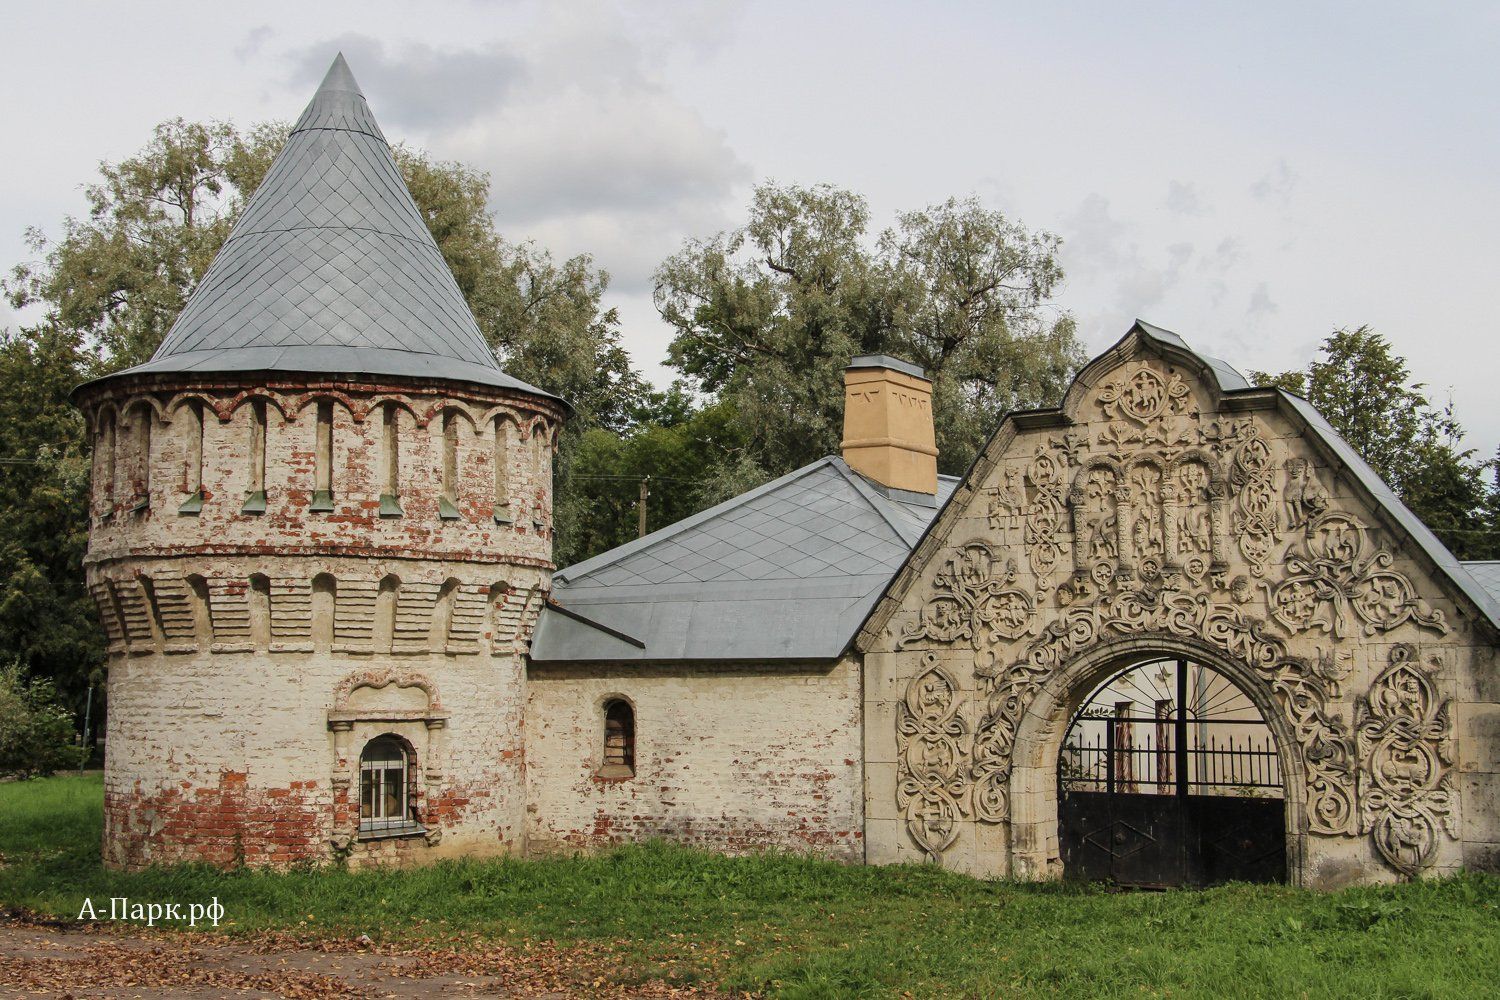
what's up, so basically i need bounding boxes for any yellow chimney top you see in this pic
[840,355,937,495]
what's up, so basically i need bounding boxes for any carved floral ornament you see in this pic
[1268,512,1449,639]
[897,387,1459,874]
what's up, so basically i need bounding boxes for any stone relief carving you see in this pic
[1229,428,1279,576]
[900,542,1037,656]
[1096,367,1193,424]
[1127,460,1166,580]
[894,363,1469,866]
[1354,645,1456,876]
[1021,452,1067,583]
[1069,460,1123,585]
[896,654,968,860]
[1284,457,1329,529]
[964,585,1356,835]
[1268,512,1449,638]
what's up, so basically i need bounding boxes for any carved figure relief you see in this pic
[1269,512,1449,638]
[1067,460,1127,590]
[1354,645,1456,876]
[896,656,969,860]
[1174,460,1213,558]
[986,467,1024,532]
[1284,457,1329,529]
[1096,367,1193,424]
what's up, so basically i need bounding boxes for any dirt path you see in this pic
[0,918,735,999]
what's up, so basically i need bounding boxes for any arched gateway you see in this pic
[857,321,1499,888]
[1054,648,1290,886]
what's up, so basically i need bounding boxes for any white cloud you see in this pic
[289,19,749,293]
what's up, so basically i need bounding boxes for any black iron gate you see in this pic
[1058,658,1285,887]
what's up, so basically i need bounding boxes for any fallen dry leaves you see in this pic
[0,912,750,998]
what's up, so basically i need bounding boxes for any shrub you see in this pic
[0,662,86,778]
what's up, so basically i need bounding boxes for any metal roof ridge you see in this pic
[827,457,926,547]
[552,457,845,585]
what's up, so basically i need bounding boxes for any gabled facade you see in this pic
[857,321,1500,886]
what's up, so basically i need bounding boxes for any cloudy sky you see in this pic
[3,1,1497,454]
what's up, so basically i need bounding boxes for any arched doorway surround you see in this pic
[1006,635,1309,886]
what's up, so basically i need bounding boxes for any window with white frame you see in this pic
[359,735,417,834]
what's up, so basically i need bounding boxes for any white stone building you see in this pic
[79,57,1500,887]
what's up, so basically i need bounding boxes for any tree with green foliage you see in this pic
[655,183,1084,487]
[0,326,100,718]
[0,662,87,779]
[1252,326,1497,558]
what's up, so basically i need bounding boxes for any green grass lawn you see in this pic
[2,773,1497,998]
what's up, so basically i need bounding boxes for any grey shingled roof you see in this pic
[1461,562,1500,604]
[98,54,555,400]
[530,457,958,662]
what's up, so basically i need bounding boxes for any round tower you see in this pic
[74,55,566,869]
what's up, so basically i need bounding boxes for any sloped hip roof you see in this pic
[530,457,958,662]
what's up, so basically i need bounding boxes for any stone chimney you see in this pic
[840,355,937,496]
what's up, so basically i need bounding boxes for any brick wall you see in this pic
[524,658,865,861]
[79,373,560,869]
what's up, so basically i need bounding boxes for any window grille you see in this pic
[359,736,418,834]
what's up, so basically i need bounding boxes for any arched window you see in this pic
[492,416,513,524]
[439,411,461,520]
[359,735,416,834]
[97,408,117,518]
[179,399,204,514]
[129,403,152,513]
[601,699,635,777]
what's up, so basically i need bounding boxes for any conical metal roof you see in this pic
[113,54,556,399]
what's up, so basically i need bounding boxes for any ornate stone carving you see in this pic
[896,655,969,860]
[1269,512,1449,638]
[963,585,1357,836]
[1069,460,1124,585]
[1021,451,1067,582]
[986,467,1024,532]
[1355,645,1456,876]
[1127,460,1166,580]
[1284,457,1328,529]
[900,543,1036,655]
[1096,367,1193,424]
[1229,428,1279,576]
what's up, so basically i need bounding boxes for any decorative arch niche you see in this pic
[327,669,450,849]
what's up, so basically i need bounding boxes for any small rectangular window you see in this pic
[242,399,267,514]
[312,400,334,512]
